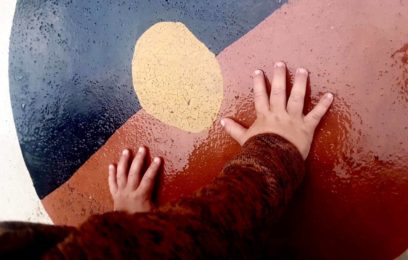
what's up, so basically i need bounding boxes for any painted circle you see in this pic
[9,0,408,259]
[132,22,223,133]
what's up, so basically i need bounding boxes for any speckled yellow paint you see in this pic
[132,22,223,133]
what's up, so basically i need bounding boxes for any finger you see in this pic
[253,70,270,115]
[305,93,334,130]
[117,149,130,189]
[270,61,287,111]
[138,157,161,197]
[108,164,118,195]
[287,68,308,116]
[127,146,146,190]
[220,118,247,146]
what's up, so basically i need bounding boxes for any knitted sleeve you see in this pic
[45,134,305,259]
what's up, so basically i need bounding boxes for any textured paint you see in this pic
[9,0,286,198]
[0,0,51,223]
[42,0,408,258]
[133,22,223,132]
[217,0,408,258]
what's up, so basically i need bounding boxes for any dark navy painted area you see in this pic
[9,0,286,199]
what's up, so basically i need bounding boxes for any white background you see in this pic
[0,0,51,223]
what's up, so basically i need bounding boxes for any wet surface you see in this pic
[9,0,408,258]
[132,22,224,132]
[9,0,285,198]
[45,0,408,258]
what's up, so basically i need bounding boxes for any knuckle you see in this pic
[300,126,311,136]
[271,87,283,96]
[143,174,154,184]
[273,114,282,122]
[253,90,264,97]
[290,94,303,103]
[254,92,265,99]
[134,192,144,200]
[256,112,265,119]
[146,174,154,182]
[311,112,322,121]
[114,190,122,197]
[290,97,301,104]
[128,171,136,179]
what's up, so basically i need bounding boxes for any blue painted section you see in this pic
[9,0,286,198]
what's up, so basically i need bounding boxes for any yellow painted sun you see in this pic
[132,22,223,133]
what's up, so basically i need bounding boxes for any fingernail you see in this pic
[275,61,285,68]
[220,119,225,127]
[297,68,307,74]
[122,149,129,156]
[138,146,145,153]
[327,93,334,100]
[254,69,262,75]
[154,157,161,163]
[109,164,115,170]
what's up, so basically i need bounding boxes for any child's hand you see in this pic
[108,147,161,213]
[221,62,333,159]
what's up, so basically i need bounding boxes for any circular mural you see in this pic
[8,0,408,259]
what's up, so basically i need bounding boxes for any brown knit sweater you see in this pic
[0,134,305,259]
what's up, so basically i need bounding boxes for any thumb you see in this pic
[221,118,247,146]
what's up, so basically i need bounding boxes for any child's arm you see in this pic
[45,62,333,258]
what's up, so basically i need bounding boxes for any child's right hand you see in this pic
[108,147,161,213]
[221,62,333,160]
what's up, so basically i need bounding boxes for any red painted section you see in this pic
[215,0,408,258]
[43,0,408,258]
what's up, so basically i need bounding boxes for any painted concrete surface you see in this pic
[133,22,223,132]
[42,0,408,258]
[0,0,51,223]
[4,0,408,259]
[9,0,285,199]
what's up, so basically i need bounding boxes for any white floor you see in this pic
[0,1,51,224]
